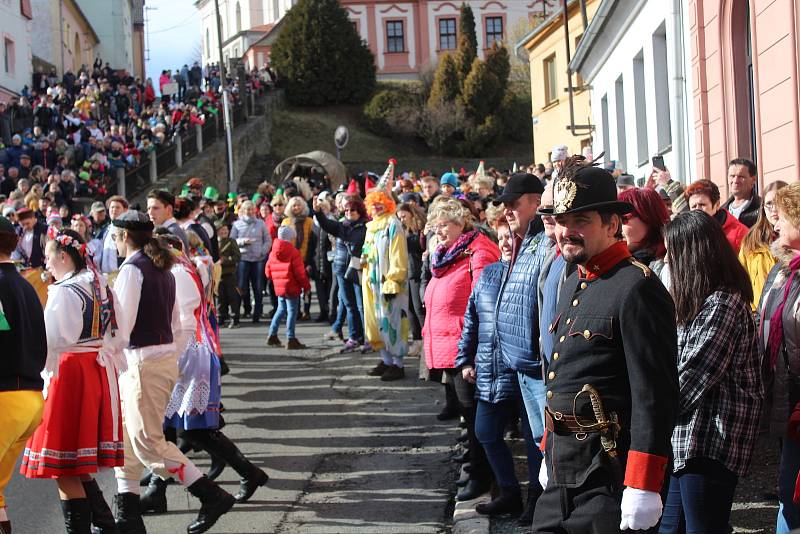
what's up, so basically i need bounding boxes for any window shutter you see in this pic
[21,0,33,20]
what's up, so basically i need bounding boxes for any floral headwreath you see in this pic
[55,233,87,257]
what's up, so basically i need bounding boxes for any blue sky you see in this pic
[144,0,202,85]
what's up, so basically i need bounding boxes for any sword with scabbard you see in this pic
[574,383,624,491]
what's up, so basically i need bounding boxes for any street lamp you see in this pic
[334,125,349,160]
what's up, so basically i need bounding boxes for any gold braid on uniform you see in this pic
[627,257,652,278]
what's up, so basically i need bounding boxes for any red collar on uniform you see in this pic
[578,241,632,280]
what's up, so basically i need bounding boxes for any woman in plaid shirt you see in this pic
[659,210,763,534]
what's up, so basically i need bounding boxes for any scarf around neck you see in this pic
[768,254,800,369]
[431,229,479,278]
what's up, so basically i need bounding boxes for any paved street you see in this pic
[5,316,458,534]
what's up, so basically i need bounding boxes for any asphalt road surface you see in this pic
[5,316,459,534]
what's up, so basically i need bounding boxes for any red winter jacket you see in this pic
[265,239,311,298]
[720,209,749,253]
[423,232,500,370]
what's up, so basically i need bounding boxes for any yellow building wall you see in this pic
[525,0,598,164]
[62,1,98,73]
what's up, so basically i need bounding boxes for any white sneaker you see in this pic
[408,340,422,356]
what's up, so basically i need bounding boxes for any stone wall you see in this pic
[130,90,285,205]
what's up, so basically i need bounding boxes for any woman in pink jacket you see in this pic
[423,197,499,501]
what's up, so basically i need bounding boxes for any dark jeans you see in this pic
[659,458,739,534]
[336,273,363,342]
[237,260,264,319]
[475,397,541,491]
[217,273,240,323]
[315,276,331,319]
[408,278,425,340]
[267,278,278,313]
[446,369,490,482]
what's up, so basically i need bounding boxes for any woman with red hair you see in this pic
[618,188,671,277]
[684,179,749,252]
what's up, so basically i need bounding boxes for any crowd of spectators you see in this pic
[0,59,276,224]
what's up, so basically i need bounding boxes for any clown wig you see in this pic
[364,190,396,216]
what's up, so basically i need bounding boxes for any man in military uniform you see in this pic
[533,163,678,532]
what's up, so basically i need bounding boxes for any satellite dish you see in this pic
[334,126,349,150]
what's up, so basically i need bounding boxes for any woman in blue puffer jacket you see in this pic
[455,221,541,519]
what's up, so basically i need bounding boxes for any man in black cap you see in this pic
[533,163,678,532]
[474,173,550,524]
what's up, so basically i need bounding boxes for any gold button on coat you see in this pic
[580,282,588,289]
[559,335,565,342]
[583,330,591,339]
[546,390,553,399]
[572,299,579,307]
[553,353,559,360]
[566,318,572,324]
[548,371,555,380]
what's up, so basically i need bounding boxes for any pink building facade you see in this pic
[341,0,546,79]
[689,0,800,191]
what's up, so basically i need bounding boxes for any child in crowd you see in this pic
[265,225,310,350]
[216,221,241,329]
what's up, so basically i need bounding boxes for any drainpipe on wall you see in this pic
[58,0,65,75]
[562,0,593,137]
[671,0,690,183]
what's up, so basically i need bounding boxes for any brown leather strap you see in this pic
[545,406,607,435]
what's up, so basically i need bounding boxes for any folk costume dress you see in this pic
[20,269,126,478]
[361,212,409,362]
[164,255,222,431]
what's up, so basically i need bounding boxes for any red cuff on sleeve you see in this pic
[623,450,668,492]
[540,428,548,452]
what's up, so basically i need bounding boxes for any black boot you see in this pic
[455,467,470,487]
[60,499,92,534]
[436,383,460,421]
[517,486,542,526]
[453,449,470,463]
[0,520,9,534]
[186,476,235,534]
[456,478,490,501]
[139,476,168,514]
[219,358,230,376]
[81,479,119,534]
[138,471,152,487]
[113,493,146,534]
[185,429,269,503]
[206,454,227,481]
[475,486,523,517]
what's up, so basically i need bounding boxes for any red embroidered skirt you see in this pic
[20,351,124,478]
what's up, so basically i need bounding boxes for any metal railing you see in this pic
[111,95,267,199]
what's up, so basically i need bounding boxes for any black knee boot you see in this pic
[138,476,168,514]
[0,519,9,534]
[81,479,119,534]
[60,499,92,534]
[185,476,235,534]
[113,493,146,534]
[184,429,269,503]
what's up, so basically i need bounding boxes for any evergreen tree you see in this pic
[456,4,477,84]
[484,42,511,97]
[460,58,502,123]
[270,0,376,106]
[459,3,478,54]
[428,53,460,107]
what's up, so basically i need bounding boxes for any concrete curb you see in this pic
[452,491,491,534]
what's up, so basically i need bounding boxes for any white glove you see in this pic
[619,488,662,530]
[538,458,548,490]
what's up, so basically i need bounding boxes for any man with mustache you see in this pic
[533,163,678,533]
